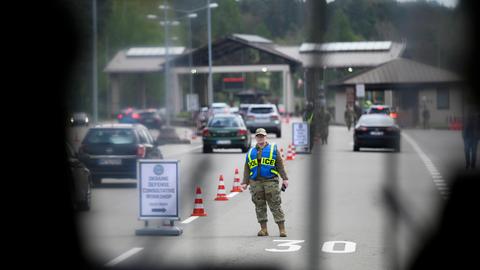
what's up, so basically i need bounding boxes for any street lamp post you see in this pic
[92,0,98,124]
[162,4,171,127]
[207,0,213,106]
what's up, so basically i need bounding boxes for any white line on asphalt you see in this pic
[181,216,199,224]
[227,192,239,198]
[401,133,449,199]
[105,247,143,267]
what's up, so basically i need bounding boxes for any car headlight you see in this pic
[70,118,74,123]
[85,117,89,123]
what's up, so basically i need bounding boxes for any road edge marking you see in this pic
[401,132,449,199]
[181,216,199,224]
[105,247,144,267]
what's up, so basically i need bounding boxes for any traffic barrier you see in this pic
[231,168,243,192]
[214,174,229,201]
[286,144,294,160]
[191,186,207,216]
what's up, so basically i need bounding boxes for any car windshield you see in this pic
[358,116,394,126]
[84,129,136,144]
[250,107,274,114]
[208,117,241,128]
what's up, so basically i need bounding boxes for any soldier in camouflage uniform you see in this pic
[241,128,289,237]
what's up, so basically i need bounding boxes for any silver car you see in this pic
[245,104,282,137]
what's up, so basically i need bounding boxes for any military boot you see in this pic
[278,221,287,237]
[257,222,269,236]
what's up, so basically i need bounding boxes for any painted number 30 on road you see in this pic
[265,240,356,253]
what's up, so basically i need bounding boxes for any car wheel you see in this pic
[353,144,360,152]
[203,144,212,153]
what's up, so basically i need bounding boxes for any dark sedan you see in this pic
[353,114,401,152]
[202,114,251,153]
[69,112,90,127]
[138,109,164,130]
[78,124,163,186]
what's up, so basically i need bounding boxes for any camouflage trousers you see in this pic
[249,179,285,224]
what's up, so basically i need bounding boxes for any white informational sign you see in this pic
[292,122,309,147]
[186,94,199,112]
[356,84,365,98]
[138,160,179,220]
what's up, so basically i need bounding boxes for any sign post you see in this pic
[135,160,183,236]
[292,122,310,153]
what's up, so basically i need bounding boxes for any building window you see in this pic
[437,88,449,110]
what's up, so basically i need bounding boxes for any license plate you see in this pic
[370,131,384,136]
[217,140,231,145]
[256,118,270,123]
[98,159,122,165]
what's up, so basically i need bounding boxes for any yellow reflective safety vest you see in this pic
[246,143,280,180]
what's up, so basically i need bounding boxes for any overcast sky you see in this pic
[326,0,458,8]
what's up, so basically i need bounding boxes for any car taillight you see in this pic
[137,145,146,158]
[117,114,123,119]
[247,115,255,121]
[356,126,368,132]
[238,129,248,136]
[132,113,140,119]
[390,112,398,119]
[270,115,279,121]
[202,128,210,137]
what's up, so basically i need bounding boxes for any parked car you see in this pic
[69,112,89,127]
[353,114,401,152]
[367,105,398,119]
[138,109,164,129]
[202,114,252,153]
[245,104,282,137]
[209,102,231,116]
[78,123,163,186]
[117,108,140,124]
[66,142,91,211]
[239,104,253,119]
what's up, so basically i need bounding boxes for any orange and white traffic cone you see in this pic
[191,186,207,216]
[214,174,229,201]
[286,144,293,160]
[292,145,296,159]
[231,168,243,192]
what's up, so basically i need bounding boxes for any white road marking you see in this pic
[401,133,449,199]
[181,216,199,224]
[105,247,143,267]
[227,192,239,198]
[321,241,357,253]
[265,240,305,252]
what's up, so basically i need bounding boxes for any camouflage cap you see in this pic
[255,128,267,136]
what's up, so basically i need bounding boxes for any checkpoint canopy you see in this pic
[136,160,182,236]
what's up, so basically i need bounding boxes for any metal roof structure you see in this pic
[299,41,392,53]
[232,34,273,44]
[170,34,301,70]
[104,47,185,73]
[276,41,405,68]
[329,58,462,87]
